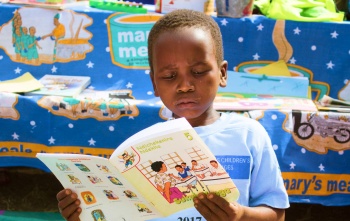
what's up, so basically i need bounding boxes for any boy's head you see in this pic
[147,9,228,124]
[148,9,223,72]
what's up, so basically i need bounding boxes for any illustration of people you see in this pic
[13,27,23,61]
[209,160,227,177]
[87,175,102,184]
[151,161,184,203]
[19,26,30,62]
[118,150,135,168]
[170,164,197,192]
[191,160,207,179]
[42,13,66,61]
[56,162,70,171]
[27,26,42,65]
[135,203,152,213]
[108,176,123,185]
[97,164,110,173]
[91,209,106,221]
[68,175,81,184]
[103,190,119,200]
[123,190,137,198]
[81,191,96,204]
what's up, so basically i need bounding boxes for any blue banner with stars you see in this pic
[0,3,350,206]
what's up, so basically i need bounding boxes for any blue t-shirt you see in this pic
[150,112,289,221]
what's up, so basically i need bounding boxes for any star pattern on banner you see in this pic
[86,61,94,68]
[220,19,228,26]
[289,57,297,64]
[126,82,133,88]
[318,163,325,171]
[330,31,338,39]
[326,61,335,69]
[293,27,301,35]
[51,65,57,73]
[88,138,96,146]
[48,136,56,144]
[257,23,264,31]
[14,67,21,74]
[290,162,296,169]
[12,132,19,140]
[252,53,260,60]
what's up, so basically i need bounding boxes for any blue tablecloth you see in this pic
[1,3,350,206]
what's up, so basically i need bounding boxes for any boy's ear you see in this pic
[219,60,228,88]
[150,72,160,97]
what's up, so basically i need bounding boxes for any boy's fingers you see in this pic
[194,193,229,221]
[59,199,81,221]
[207,193,231,210]
[56,189,71,201]
[66,207,82,221]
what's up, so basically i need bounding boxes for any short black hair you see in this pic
[148,9,223,72]
[151,161,164,172]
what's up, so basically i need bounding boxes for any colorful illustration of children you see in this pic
[118,150,135,168]
[191,160,207,179]
[96,164,110,173]
[20,26,30,62]
[27,26,42,64]
[56,162,71,171]
[170,164,197,193]
[13,27,22,61]
[135,203,152,213]
[68,175,81,184]
[151,161,184,203]
[103,190,119,200]
[209,160,227,177]
[42,13,66,61]
[123,190,137,198]
[108,176,123,185]
[87,175,102,184]
[91,209,107,221]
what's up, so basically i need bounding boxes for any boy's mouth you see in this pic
[174,98,199,108]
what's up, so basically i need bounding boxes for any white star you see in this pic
[318,163,325,171]
[289,57,297,64]
[86,61,94,68]
[257,24,264,31]
[51,65,57,73]
[290,162,296,169]
[220,19,228,26]
[326,61,335,69]
[48,136,56,144]
[252,53,260,60]
[293,27,301,35]
[12,132,19,140]
[126,82,133,88]
[14,67,22,74]
[88,138,96,146]
[330,31,338,38]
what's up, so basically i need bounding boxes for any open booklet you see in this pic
[37,118,240,221]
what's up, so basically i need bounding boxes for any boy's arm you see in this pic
[194,192,285,221]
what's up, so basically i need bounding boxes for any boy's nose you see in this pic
[176,77,195,93]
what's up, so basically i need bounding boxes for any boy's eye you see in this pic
[192,70,206,75]
[162,72,176,80]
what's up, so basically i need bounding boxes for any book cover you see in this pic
[26,74,91,97]
[0,72,43,93]
[37,118,239,221]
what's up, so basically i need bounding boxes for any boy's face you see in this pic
[151,27,227,125]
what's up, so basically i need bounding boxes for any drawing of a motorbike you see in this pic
[296,113,350,143]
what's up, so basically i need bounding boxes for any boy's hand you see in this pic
[57,189,82,221]
[194,192,243,221]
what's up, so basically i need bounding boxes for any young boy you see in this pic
[56,9,289,221]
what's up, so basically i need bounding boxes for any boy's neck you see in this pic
[174,110,221,127]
